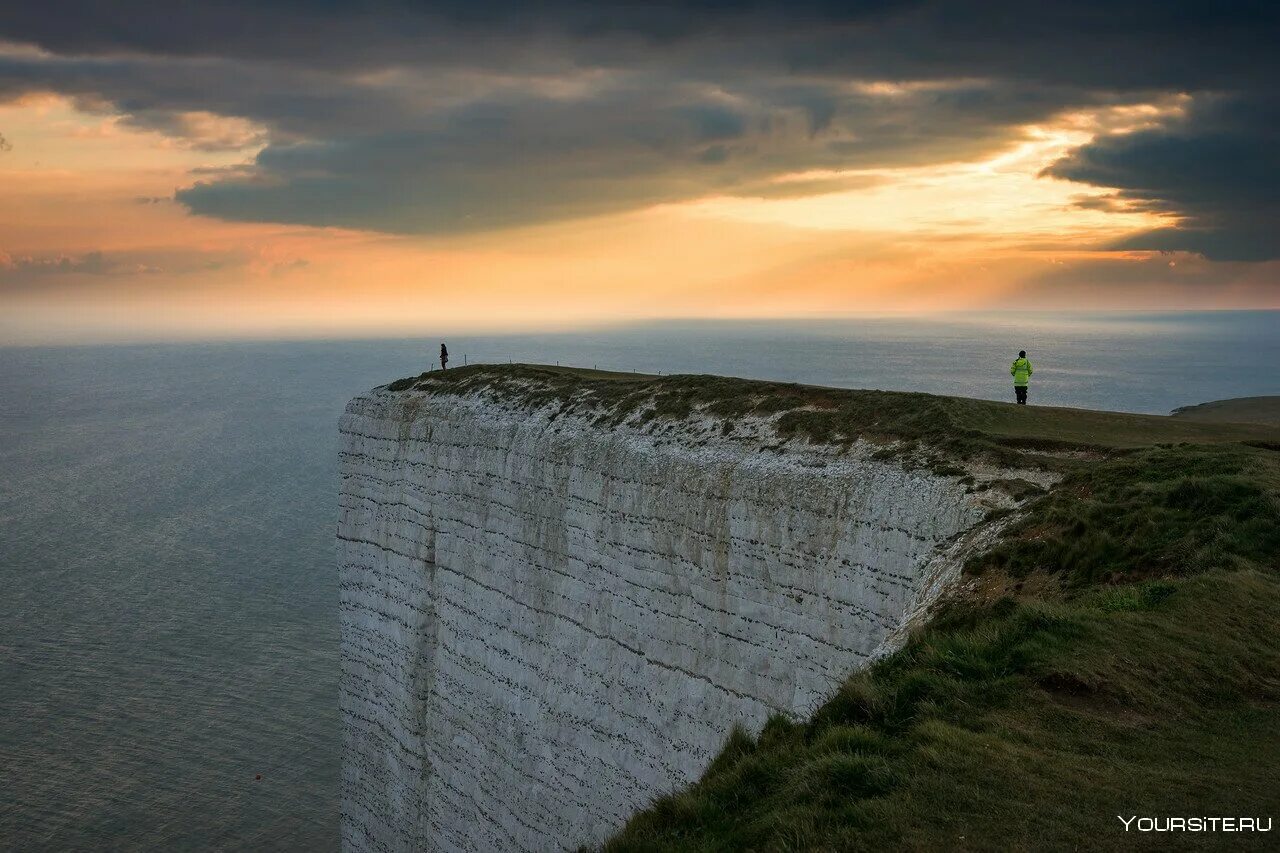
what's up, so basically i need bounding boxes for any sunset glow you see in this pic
[1,8,1276,343]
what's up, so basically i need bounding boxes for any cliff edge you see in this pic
[338,366,1048,851]
[338,366,1279,852]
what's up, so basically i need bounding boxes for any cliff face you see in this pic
[338,376,1027,852]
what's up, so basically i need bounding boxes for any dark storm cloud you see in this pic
[1,2,1276,253]
[3,1,1273,85]
[0,2,907,65]
[0,53,402,141]
[172,78,1122,232]
[1046,95,1280,261]
[782,2,1278,91]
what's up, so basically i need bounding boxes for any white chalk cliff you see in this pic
[338,373,1030,852]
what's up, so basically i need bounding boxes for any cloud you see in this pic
[0,250,131,275]
[0,2,1276,253]
[1069,193,1129,213]
[0,2,908,66]
[0,247,296,290]
[171,77,1115,233]
[0,3,1274,79]
[0,250,159,294]
[1045,94,1280,261]
[120,110,268,151]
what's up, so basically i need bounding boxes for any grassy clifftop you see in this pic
[386,363,1275,454]
[385,365,1280,850]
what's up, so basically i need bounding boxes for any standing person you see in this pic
[440,342,449,371]
[1011,350,1033,405]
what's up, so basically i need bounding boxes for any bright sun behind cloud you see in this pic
[674,100,1182,246]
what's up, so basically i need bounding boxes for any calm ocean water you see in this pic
[2,312,1277,850]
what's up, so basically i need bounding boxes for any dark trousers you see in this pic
[1015,385,1028,405]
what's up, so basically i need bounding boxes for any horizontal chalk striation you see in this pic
[338,384,1018,852]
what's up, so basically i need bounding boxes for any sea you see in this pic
[2,311,1277,850]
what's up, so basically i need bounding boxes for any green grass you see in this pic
[968,443,1280,586]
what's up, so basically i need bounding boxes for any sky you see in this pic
[0,2,1276,343]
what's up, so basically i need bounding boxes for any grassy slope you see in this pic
[384,365,1280,849]
[1172,396,1280,426]
[608,572,1280,852]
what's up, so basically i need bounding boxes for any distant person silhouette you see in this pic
[1011,350,1033,404]
[440,343,449,371]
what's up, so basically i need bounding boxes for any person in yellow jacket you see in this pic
[1011,350,1033,404]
